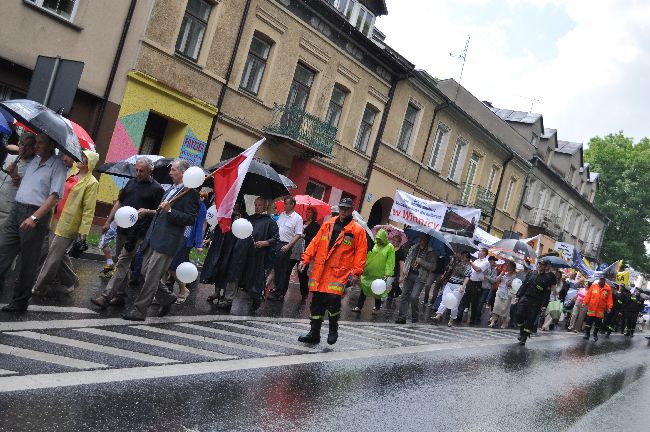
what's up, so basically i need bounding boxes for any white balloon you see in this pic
[176,262,198,284]
[443,292,458,310]
[232,218,253,239]
[182,166,205,188]
[206,205,218,226]
[114,206,138,228]
[370,279,387,296]
[512,278,523,291]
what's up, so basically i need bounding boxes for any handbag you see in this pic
[290,238,305,261]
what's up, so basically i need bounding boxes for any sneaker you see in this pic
[395,318,406,324]
[372,307,379,315]
[431,313,443,322]
[448,318,454,327]
[352,307,361,312]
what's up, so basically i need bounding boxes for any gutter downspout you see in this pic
[202,0,253,166]
[91,0,137,140]
[486,153,514,232]
[358,76,400,213]
[414,101,449,187]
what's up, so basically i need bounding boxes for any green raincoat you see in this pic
[360,229,395,299]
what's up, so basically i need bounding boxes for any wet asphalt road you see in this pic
[1,260,649,432]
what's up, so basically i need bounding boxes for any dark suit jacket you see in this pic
[142,187,199,257]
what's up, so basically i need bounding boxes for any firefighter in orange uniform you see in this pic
[297,198,367,345]
[582,272,614,341]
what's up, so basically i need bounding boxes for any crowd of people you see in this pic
[0,131,648,347]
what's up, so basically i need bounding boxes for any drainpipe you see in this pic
[414,101,449,186]
[91,0,137,140]
[357,76,400,213]
[202,0,253,166]
[486,153,514,232]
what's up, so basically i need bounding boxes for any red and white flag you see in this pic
[213,137,265,232]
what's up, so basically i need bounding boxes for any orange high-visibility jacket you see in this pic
[583,282,614,318]
[301,217,367,296]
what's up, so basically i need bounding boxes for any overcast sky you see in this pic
[376,0,650,145]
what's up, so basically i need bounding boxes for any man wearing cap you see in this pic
[297,198,367,345]
[582,272,613,341]
[513,258,556,345]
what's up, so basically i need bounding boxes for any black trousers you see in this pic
[273,242,292,296]
[310,292,342,321]
[356,291,382,310]
[458,280,482,323]
[515,299,543,334]
[0,203,52,307]
[293,260,309,298]
[584,316,602,334]
[623,312,638,333]
[603,308,622,333]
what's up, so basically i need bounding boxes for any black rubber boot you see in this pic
[518,325,525,342]
[593,329,599,342]
[327,315,339,345]
[519,332,528,346]
[583,326,591,340]
[630,329,635,338]
[298,319,322,344]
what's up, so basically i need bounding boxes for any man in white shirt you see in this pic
[270,196,303,300]
[457,247,491,325]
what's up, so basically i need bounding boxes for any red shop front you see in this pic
[288,157,363,208]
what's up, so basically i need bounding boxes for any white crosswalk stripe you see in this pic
[132,326,281,356]
[177,323,319,353]
[74,328,235,360]
[0,369,18,376]
[0,344,106,370]
[348,325,429,344]
[0,304,98,314]
[248,321,379,349]
[372,326,443,343]
[10,331,178,364]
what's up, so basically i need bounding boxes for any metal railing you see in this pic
[526,208,562,237]
[456,183,496,217]
[263,104,336,156]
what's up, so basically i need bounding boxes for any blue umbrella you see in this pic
[404,226,453,255]
[0,106,13,135]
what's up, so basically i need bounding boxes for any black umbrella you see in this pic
[96,155,207,185]
[443,233,478,253]
[540,255,572,269]
[0,99,83,161]
[279,174,297,189]
[490,239,537,259]
[206,158,290,199]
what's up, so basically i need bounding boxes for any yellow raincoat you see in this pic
[54,150,99,239]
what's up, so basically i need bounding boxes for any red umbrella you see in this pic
[275,195,332,221]
[64,118,95,151]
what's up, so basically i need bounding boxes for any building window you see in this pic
[306,180,326,201]
[325,85,347,129]
[447,138,468,182]
[502,177,516,213]
[355,5,375,35]
[175,0,212,62]
[239,34,271,95]
[336,0,356,20]
[28,0,79,21]
[397,102,419,153]
[486,165,499,192]
[428,124,450,171]
[354,104,377,153]
[286,63,316,111]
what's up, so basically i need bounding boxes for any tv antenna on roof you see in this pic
[519,96,541,112]
[450,35,470,100]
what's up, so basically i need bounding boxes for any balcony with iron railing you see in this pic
[526,208,562,237]
[263,104,336,158]
[455,183,497,217]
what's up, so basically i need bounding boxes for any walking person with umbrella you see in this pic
[0,133,67,312]
[0,133,36,229]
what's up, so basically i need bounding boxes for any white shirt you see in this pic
[469,257,491,282]
[277,211,303,243]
